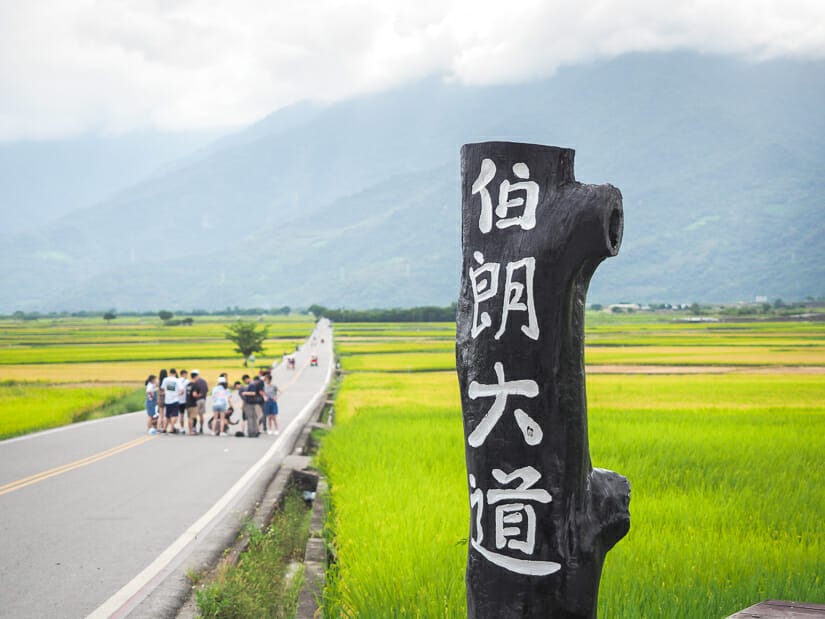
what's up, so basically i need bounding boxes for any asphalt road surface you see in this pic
[0,320,334,618]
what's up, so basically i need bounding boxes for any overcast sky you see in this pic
[1,0,824,141]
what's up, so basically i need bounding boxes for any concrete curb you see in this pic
[164,405,333,618]
[296,477,329,619]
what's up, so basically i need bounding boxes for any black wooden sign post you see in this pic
[456,141,630,618]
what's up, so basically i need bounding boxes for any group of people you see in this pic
[143,368,280,437]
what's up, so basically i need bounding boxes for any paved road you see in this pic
[0,320,334,619]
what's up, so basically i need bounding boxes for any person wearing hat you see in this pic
[189,369,208,435]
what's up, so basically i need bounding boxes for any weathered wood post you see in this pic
[456,141,630,618]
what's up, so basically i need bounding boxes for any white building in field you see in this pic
[606,303,641,313]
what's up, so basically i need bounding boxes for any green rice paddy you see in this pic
[3,313,824,615]
[320,318,825,618]
[0,316,311,365]
[0,381,140,438]
[335,319,825,371]
[0,315,315,437]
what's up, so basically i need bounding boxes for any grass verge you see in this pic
[194,488,312,619]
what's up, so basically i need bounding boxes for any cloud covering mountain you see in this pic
[1,1,824,139]
[1,53,823,313]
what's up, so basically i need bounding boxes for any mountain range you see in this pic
[2,52,823,313]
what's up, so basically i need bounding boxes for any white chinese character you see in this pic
[467,362,543,447]
[496,162,539,230]
[471,158,496,233]
[468,466,560,576]
[471,159,540,233]
[469,474,485,546]
[494,257,538,341]
[488,467,552,555]
[469,251,500,338]
[468,256,540,341]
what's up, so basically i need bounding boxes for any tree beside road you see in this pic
[226,321,269,366]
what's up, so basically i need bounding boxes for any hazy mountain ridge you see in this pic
[0,130,222,235]
[2,53,823,312]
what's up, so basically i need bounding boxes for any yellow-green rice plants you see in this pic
[336,340,455,356]
[339,352,456,373]
[0,359,263,385]
[589,374,825,617]
[332,323,454,339]
[585,344,825,366]
[0,382,137,438]
[321,321,825,617]
[319,372,468,617]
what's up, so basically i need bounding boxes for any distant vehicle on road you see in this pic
[310,355,318,367]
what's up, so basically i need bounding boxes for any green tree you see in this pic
[158,310,174,322]
[103,310,117,322]
[307,304,325,319]
[226,321,269,366]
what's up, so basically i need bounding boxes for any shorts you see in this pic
[186,406,198,418]
[165,402,180,418]
[145,399,156,417]
[264,400,279,416]
[213,402,228,413]
[197,399,206,415]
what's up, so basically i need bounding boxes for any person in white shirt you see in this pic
[160,368,180,433]
[144,375,158,435]
[211,375,230,435]
[177,370,190,433]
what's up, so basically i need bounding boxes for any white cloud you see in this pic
[1,0,823,140]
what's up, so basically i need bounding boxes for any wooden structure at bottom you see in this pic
[728,600,825,618]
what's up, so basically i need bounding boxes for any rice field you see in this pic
[0,316,311,366]
[338,352,457,373]
[0,314,315,437]
[0,381,140,438]
[335,319,825,371]
[319,317,825,618]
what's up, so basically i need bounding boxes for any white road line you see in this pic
[88,331,333,619]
